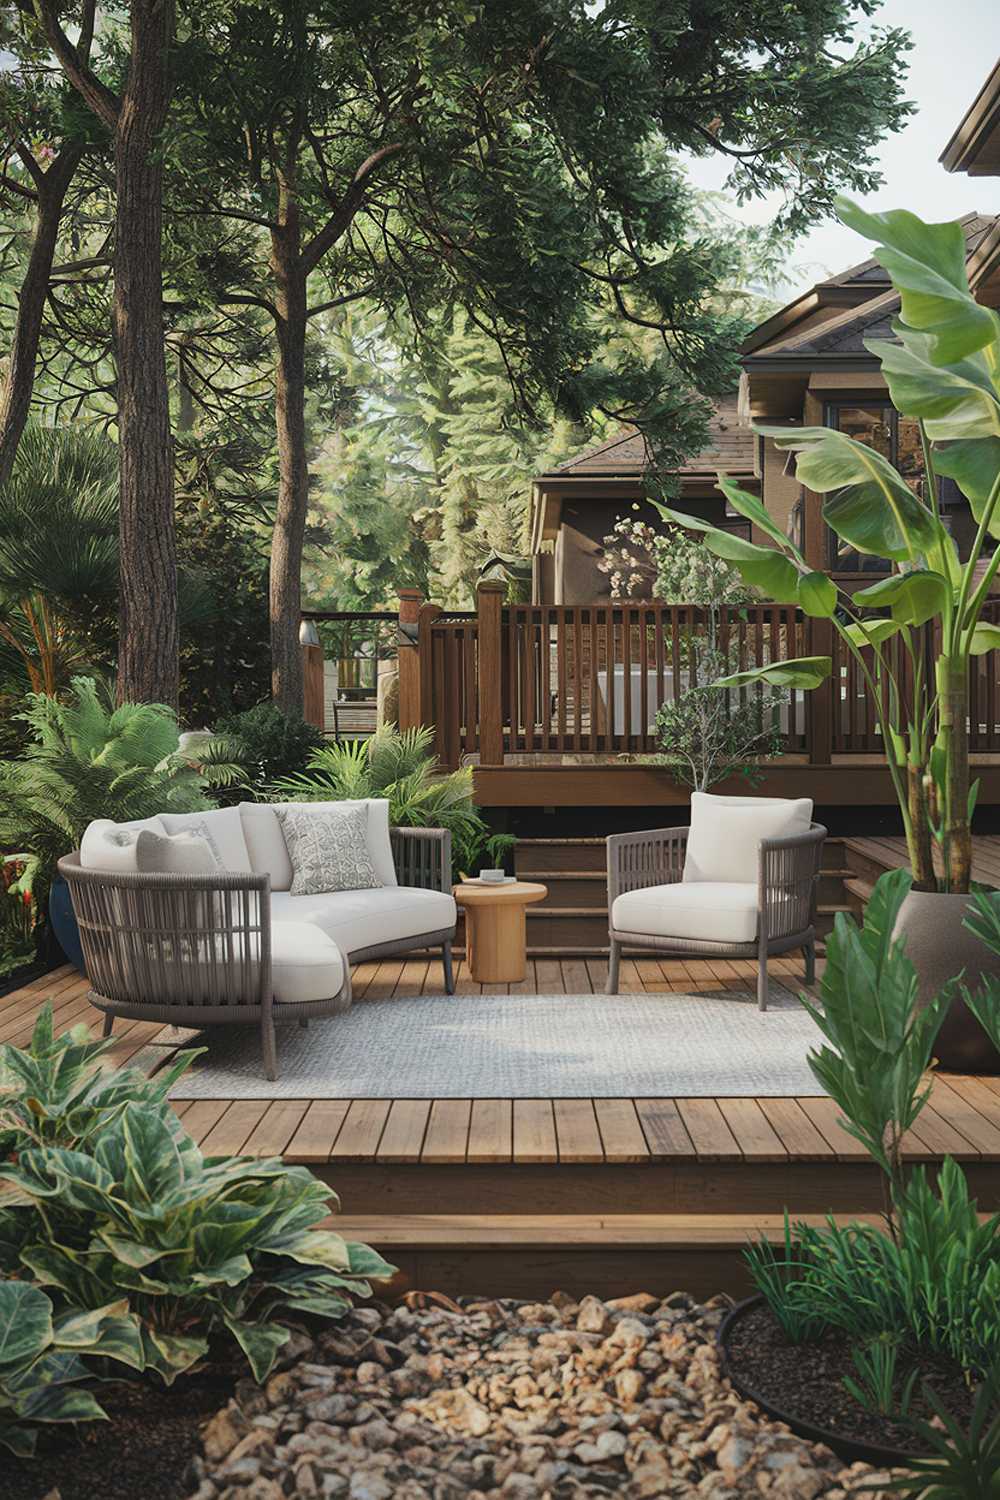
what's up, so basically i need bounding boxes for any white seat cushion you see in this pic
[271,885,456,957]
[683,792,813,885]
[612,882,759,946]
[270,922,346,1006]
[80,816,167,873]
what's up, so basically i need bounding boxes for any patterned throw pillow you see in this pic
[275,803,382,895]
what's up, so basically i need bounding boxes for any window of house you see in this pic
[824,402,927,573]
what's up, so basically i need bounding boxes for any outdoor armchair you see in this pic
[606,808,826,1010]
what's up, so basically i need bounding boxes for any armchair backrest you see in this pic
[683,792,814,884]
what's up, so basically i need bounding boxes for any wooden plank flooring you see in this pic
[7,954,1000,1296]
[7,956,1000,1178]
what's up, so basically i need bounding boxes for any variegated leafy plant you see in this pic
[0,1281,142,1457]
[655,202,1000,894]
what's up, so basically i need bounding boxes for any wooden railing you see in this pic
[313,587,1000,770]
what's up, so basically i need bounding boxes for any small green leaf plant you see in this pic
[654,201,1000,896]
[0,1280,143,1457]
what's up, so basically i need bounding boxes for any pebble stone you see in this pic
[190,1295,897,1500]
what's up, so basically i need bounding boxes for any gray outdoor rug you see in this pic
[168,985,826,1101]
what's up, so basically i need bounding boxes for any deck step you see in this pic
[334,1212,885,1301]
[514,838,607,874]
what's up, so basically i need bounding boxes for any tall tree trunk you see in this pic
[0,147,83,485]
[114,0,178,708]
[269,208,308,715]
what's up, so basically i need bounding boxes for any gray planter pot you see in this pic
[894,889,1000,1074]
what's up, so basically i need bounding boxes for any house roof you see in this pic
[941,58,1000,175]
[744,213,1000,365]
[539,392,754,483]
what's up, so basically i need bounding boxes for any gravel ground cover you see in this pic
[184,1292,894,1500]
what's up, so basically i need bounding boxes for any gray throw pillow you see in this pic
[135,829,221,876]
[275,803,381,895]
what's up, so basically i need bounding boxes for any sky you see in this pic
[684,0,1000,296]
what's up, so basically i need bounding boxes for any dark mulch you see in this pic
[725,1301,983,1457]
[0,1363,236,1500]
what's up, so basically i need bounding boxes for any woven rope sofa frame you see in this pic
[605,823,827,1010]
[58,826,456,1079]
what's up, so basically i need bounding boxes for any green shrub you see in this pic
[0,1281,142,1457]
[217,702,324,799]
[0,675,243,912]
[0,1011,394,1388]
[746,870,999,1423]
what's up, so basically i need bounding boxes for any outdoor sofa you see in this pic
[606,792,826,1010]
[58,799,456,1078]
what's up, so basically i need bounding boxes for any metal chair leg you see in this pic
[102,1012,114,1038]
[757,952,769,1011]
[442,939,455,995]
[298,1017,309,1029]
[606,938,621,995]
[804,939,816,987]
[261,1013,278,1081]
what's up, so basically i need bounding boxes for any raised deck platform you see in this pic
[6,956,1000,1299]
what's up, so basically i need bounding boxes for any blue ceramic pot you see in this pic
[48,875,85,974]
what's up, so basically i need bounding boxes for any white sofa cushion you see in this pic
[239,803,294,890]
[159,808,252,874]
[683,792,813,885]
[135,828,220,876]
[80,816,167,873]
[270,922,346,1006]
[239,799,398,890]
[612,882,759,946]
[271,885,456,958]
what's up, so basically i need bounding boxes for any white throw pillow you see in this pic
[683,792,813,885]
[275,803,382,895]
[159,807,252,873]
[134,828,222,877]
[79,816,168,873]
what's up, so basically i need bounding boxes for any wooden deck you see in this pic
[845,833,1000,891]
[6,954,1000,1299]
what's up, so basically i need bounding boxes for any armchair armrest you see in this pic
[758,823,827,941]
[607,827,688,906]
[390,826,452,892]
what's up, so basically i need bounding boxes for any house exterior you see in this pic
[528,393,755,605]
[530,211,1000,604]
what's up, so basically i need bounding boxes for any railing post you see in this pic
[808,617,833,765]
[397,588,423,730]
[418,602,442,748]
[477,580,505,766]
[300,619,326,732]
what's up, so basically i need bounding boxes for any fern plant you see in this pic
[0,676,243,911]
[271,725,503,873]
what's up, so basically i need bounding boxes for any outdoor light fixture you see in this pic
[299,619,320,647]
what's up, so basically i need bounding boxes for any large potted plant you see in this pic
[656,201,1000,1068]
[0,677,242,970]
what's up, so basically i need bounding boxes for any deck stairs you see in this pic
[515,836,851,957]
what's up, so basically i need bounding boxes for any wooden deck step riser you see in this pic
[311,1159,997,1218]
[513,839,607,874]
[372,1242,759,1303]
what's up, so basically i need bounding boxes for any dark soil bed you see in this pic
[0,1362,236,1500]
[725,1300,982,1458]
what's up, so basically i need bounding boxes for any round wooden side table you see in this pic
[453,880,547,983]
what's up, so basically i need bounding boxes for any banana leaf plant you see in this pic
[655,201,1000,894]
